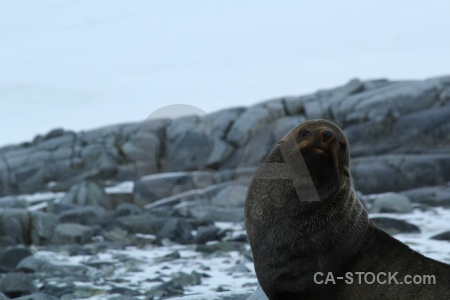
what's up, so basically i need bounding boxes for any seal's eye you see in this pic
[339,142,346,152]
[299,130,309,138]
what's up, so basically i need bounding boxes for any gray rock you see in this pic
[115,165,140,182]
[346,104,450,157]
[114,203,143,217]
[222,105,285,170]
[272,116,306,140]
[154,251,181,263]
[0,247,32,272]
[195,242,246,254]
[0,209,29,246]
[0,272,37,297]
[0,154,16,196]
[0,196,27,209]
[430,231,450,241]
[117,213,193,244]
[9,150,50,195]
[58,205,107,226]
[283,95,309,115]
[168,172,218,197]
[60,181,112,210]
[0,292,8,300]
[205,138,234,169]
[225,263,250,274]
[2,76,450,208]
[79,144,118,179]
[107,290,141,299]
[171,271,202,287]
[351,154,450,194]
[108,192,134,209]
[52,223,93,245]
[193,172,219,190]
[17,256,89,280]
[30,211,58,245]
[206,107,245,138]
[228,233,248,243]
[188,206,244,223]
[136,171,214,202]
[331,80,438,125]
[64,245,94,256]
[43,128,66,140]
[168,292,253,300]
[134,129,163,179]
[211,185,248,208]
[302,79,364,120]
[401,185,450,207]
[4,142,59,195]
[41,278,75,298]
[107,296,141,300]
[226,105,284,147]
[0,122,147,196]
[47,202,78,215]
[370,217,420,235]
[145,280,184,299]
[156,218,193,245]
[164,115,233,172]
[194,225,221,244]
[438,86,450,105]
[71,284,111,299]
[369,192,413,213]
[117,213,166,235]
[14,293,59,300]
[132,179,160,206]
[303,95,331,119]
[246,286,268,300]
[16,256,54,273]
[103,227,131,244]
[119,140,137,164]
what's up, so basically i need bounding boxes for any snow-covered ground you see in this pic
[31,207,450,299]
[9,185,450,298]
[371,208,450,263]
[2,1,450,147]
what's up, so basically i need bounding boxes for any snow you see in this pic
[104,181,134,194]
[371,207,450,263]
[31,208,450,299]
[34,221,256,298]
[2,1,450,147]
[22,191,66,203]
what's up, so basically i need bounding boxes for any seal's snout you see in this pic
[321,129,333,142]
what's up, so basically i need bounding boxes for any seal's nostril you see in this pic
[322,130,333,142]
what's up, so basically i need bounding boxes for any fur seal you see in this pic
[245,119,450,300]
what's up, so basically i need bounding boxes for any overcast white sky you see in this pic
[1,0,450,147]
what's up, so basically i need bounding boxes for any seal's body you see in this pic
[245,119,450,300]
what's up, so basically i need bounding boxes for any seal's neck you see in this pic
[266,144,371,263]
[302,178,370,264]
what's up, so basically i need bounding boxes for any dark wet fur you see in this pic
[245,119,450,300]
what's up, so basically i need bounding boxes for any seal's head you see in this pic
[279,119,350,199]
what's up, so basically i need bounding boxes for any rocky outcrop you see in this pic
[351,154,450,194]
[1,75,449,198]
[0,124,140,196]
[1,76,450,299]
